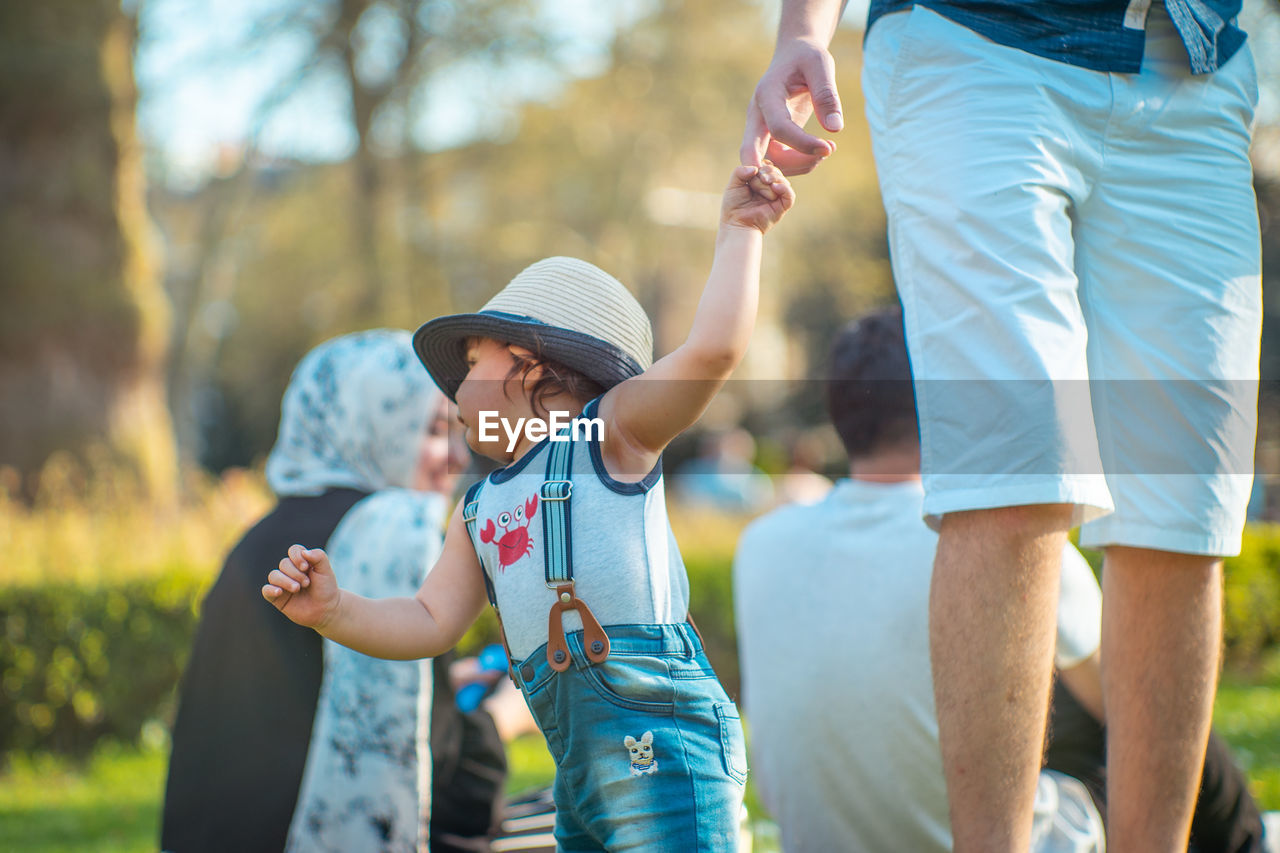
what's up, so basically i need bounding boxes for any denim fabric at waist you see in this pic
[866,0,1245,74]
[512,623,710,693]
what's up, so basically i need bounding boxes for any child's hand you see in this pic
[720,161,795,234]
[262,544,342,630]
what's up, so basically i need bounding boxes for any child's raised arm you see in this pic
[598,163,794,475]
[263,501,489,660]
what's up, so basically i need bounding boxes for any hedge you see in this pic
[1224,525,1280,664]
[4,522,1279,758]
[0,572,209,757]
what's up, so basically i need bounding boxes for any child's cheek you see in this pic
[455,381,480,423]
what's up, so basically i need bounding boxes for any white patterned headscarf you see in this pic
[287,490,445,852]
[265,330,440,497]
[273,330,450,851]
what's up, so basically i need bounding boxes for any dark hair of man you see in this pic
[826,306,920,460]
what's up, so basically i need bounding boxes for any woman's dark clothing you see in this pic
[1045,677,1267,853]
[160,488,365,853]
[428,652,508,853]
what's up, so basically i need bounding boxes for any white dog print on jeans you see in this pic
[625,731,658,776]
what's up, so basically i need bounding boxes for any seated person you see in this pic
[676,427,775,513]
[733,308,1270,853]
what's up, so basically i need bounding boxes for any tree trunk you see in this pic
[338,0,387,318]
[0,2,175,499]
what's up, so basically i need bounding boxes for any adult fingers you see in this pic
[757,79,831,158]
[739,99,770,167]
[763,140,830,176]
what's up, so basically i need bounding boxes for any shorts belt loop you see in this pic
[680,625,695,658]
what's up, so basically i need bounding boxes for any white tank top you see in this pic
[463,400,691,660]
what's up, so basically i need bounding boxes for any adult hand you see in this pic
[740,37,843,176]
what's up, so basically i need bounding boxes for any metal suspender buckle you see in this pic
[540,480,572,501]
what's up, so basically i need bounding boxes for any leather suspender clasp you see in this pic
[546,582,610,671]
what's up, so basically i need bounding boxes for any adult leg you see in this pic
[1044,650,1268,853]
[1102,548,1223,850]
[1072,8,1260,847]
[861,10,1116,849]
[932,503,1073,853]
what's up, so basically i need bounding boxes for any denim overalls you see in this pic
[462,402,746,851]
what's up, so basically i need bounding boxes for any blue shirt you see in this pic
[866,0,1246,74]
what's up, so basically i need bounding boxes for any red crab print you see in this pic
[480,495,539,569]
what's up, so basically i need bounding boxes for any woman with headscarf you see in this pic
[161,329,457,853]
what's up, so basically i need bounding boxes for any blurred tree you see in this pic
[319,0,555,315]
[147,0,561,468]
[148,0,896,470]
[412,0,892,438]
[0,1,175,499]
[416,0,891,363]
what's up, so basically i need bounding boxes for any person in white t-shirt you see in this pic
[733,308,1271,853]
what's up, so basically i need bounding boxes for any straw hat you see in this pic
[413,257,654,400]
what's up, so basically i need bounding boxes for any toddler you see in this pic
[265,162,793,851]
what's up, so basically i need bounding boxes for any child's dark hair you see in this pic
[506,342,605,419]
[826,306,920,460]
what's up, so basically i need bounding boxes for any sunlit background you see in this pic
[3,2,1280,850]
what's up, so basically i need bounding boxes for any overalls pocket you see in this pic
[581,654,676,715]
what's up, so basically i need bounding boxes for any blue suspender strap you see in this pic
[461,480,497,609]
[540,423,609,671]
[540,430,574,587]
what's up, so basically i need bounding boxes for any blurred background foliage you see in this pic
[3,1,1280,845]
[4,0,1280,489]
[3,0,899,492]
[146,0,895,477]
[3,471,1279,760]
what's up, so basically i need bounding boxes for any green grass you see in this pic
[0,741,166,853]
[1,678,1276,853]
[0,733,555,853]
[1215,657,1280,810]
[503,732,556,795]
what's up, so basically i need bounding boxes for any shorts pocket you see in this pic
[882,6,925,132]
[714,702,749,785]
[582,655,676,715]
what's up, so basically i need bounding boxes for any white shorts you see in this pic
[862,3,1261,556]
